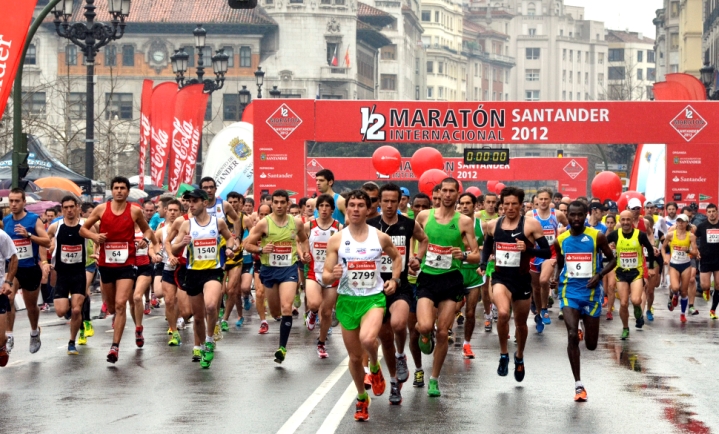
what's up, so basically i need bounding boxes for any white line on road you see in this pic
[276,356,350,434]
[316,381,357,434]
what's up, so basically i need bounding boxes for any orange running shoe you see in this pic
[462,343,475,359]
[354,397,370,421]
[369,368,386,396]
[574,386,588,402]
[578,329,584,341]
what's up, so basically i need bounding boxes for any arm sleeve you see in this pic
[638,232,656,269]
[527,236,552,259]
[480,234,494,270]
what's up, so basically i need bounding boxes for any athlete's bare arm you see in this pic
[411,221,428,265]
[690,233,699,257]
[458,214,480,264]
[587,232,616,289]
[555,210,569,227]
[164,216,185,260]
[414,209,430,229]
[377,230,401,296]
[170,220,191,256]
[30,218,51,248]
[80,204,106,243]
[524,217,546,244]
[132,207,156,248]
[243,219,269,254]
[223,201,240,234]
[294,216,310,263]
[217,218,238,258]
[322,232,342,285]
[661,232,672,265]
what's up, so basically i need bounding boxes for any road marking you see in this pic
[6,359,24,367]
[276,356,349,434]
[316,381,357,434]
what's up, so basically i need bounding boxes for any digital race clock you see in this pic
[463,148,510,165]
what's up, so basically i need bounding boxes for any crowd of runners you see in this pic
[1,169,718,422]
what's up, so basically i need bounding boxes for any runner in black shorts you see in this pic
[252,204,271,334]
[695,203,719,319]
[480,186,551,382]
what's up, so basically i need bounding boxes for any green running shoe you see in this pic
[219,308,225,319]
[293,294,302,308]
[274,346,287,364]
[204,341,215,360]
[621,328,630,340]
[200,349,212,369]
[221,319,229,332]
[427,378,441,397]
[633,305,642,320]
[168,331,181,346]
[418,334,435,355]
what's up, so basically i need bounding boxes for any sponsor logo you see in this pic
[259,172,293,179]
[670,106,707,142]
[685,193,696,200]
[229,138,251,161]
[581,236,590,242]
[563,159,584,179]
[700,194,712,201]
[673,193,682,200]
[673,176,707,183]
[260,152,288,161]
[266,104,302,140]
[673,156,701,164]
[307,159,323,179]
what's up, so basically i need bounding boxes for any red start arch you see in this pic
[251,100,719,204]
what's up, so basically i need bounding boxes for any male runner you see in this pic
[368,184,427,404]
[479,192,499,221]
[222,192,253,330]
[399,187,414,218]
[153,199,183,345]
[361,182,381,219]
[80,202,98,339]
[199,177,240,232]
[415,178,480,397]
[80,176,155,363]
[310,169,346,225]
[323,189,402,421]
[696,204,719,318]
[304,194,342,358]
[431,185,442,209]
[48,196,91,355]
[0,230,17,367]
[172,189,238,368]
[526,188,568,332]
[606,210,657,339]
[289,204,301,217]
[3,188,51,354]
[253,204,272,334]
[552,201,615,402]
[244,190,310,363]
[480,186,551,382]
[243,197,255,217]
[130,219,156,348]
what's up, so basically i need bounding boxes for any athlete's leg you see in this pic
[512,298,531,359]
[189,292,207,345]
[389,300,409,354]
[617,281,630,329]
[359,308,385,371]
[224,267,241,321]
[319,287,338,343]
[54,295,70,318]
[20,282,41,331]
[539,259,556,310]
[583,314,600,351]
[679,266,692,313]
[102,281,117,315]
[481,281,492,316]
[305,279,323,315]
[254,272,266,321]
[712,271,719,312]
[203,280,223,340]
[492,284,512,354]
[407,311,422,369]
[415,298,437,336]
[562,307,582,382]
[163,282,178,332]
[239,271,253,317]
[112,278,135,345]
[605,271,616,315]
[629,279,644,309]
[342,326,367,395]
[431,299,457,378]
[379,322,397,378]
[464,286,480,343]
[132,274,152,327]
[69,294,85,342]
[688,266,697,307]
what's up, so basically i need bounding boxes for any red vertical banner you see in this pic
[149,82,178,187]
[0,0,39,120]
[182,91,209,185]
[138,80,153,190]
[666,143,719,213]
[168,84,203,192]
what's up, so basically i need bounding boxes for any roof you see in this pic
[605,29,655,44]
[356,20,393,48]
[357,2,396,27]
[463,19,509,40]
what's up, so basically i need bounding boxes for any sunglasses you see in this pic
[631,207,641,211]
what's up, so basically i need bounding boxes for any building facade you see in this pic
[605,30,656,100]
[703,0,719,79]
[655,0,703,80]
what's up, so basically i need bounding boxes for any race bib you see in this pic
[313,242,327,263]
[381,246,406,272]
[13,238,32,260]
[60,245,82,264]
[192,238,217,261]
[270,243,292,267]
[707,229,719,244]
[426,244,453,270]
[619,252,639,269]
[543,229,556,244]
[104,242,129,264]
[566,253,593,279]
[496,242,521,267]
[671,246,688,263]
[347,260,377,289]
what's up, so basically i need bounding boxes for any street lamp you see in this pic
[254,66,265,98]
[53,0,131,180]
[238,85,252,120]
[700,62,719,100]
[269,86,281,98]
[170,24,228,93]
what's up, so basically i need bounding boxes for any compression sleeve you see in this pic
[527,236,552,259]
[480,234,494,270]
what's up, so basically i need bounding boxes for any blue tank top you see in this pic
[314,193,345,226]
[557,227,600,302]
[242,228,253,264]
[3,212,40,268]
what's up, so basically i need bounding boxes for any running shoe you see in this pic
[6,336,13,354]
[83,321,94,337]
[177,318,186,330]
[456,312,465,326]
[497,354,509,377]
[0,346,8,367]
[413,369,425,387]
[331,309,339,327]
[220,319,229,332]
[646,310,654,322]
[200,348,212,369]
[98,303,108,319]
[107,345,119,363]
[78,329,87,345]
[710,310,717,320]
[135,326,144,348]
[40,303,50,312]
[67,342,79,355]
[530,299,537,315]
[514,352,525,382]
[484,316,493,332]
[396,354,409,383]
[243,295,252,312]
[689,306,699,316]
[293,294,302,308]
[213,324,223,341]
[354,397,370,422]
[364,373,372,390]
[236,317,245,328]
[143,302,151,315]
[558,310,564,320]
[369,368,386,396]
[680,313,687,323]
[578,326,584,341]
[167,327,173,335]
[548,295,554,308]
[168,332,181,346]
[427,378,441,397]
[606,311,613,321]
[151,297,161,309]
[447,329,455,345]
[541,309,551,325]
[306,311,317,331]
[219,307,225,319]
[192,348,201,362]
[389,382,402,405]
[317,343,328,359]
[492,304,498,321]
[574,386,588,402]
[463,343,475,359]
[621,328,630,340]
[703,289,711,302]
[204,341,216,362]
[29,328,41,354]
[274,346,286,364]
[259,322,269,334]
[635,316,645,329]
[672,293,679,308]
[534,314,545,333]
[418,333,435,355]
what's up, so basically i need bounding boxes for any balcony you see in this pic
[480,52,516,67]
[705,6,719,34]
[319,66,350,80]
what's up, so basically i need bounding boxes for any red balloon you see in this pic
[591,171,623,201]
[418,169,447,197]
[466,186,482,197]
[494,182,506,194]
[487,180,498,192]
[372,146,401,176]
[616,191,646,212]
[411,147,443,177]
[241,102,253,124]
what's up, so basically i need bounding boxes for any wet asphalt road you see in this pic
[0,289,716,434]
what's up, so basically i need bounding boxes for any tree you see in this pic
[605,54,648,101]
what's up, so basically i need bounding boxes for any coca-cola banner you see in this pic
[168,84,205,192]
[138,80,153,190]
[149,82,178,187]
[182,88,209,185]
[0,0,38,121]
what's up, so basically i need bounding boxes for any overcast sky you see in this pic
[567,0,664,40]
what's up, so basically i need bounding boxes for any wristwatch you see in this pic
[392,278,401,286]
[462,251,468,261]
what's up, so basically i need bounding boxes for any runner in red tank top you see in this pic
[80,176,155,364]
[130,225,157,349]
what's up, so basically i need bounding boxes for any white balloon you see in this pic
[202,122,253,200]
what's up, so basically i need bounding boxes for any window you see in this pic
[585,92,590,100]
[585,72,588,85]
[560,29,564,36]
[105,93,133,120]
[528,28,536,36]
[647,68,656,81]
[670,64,679,73]
[598,52,604,64]
[205,96,212,121]
[26,44,36,65]
[526,69,539,81]
[438,87,444,98]
[598,73,604,86]
[438,62,444,74]
[321,0,331,4]
[670,1,679,17]
[568,92,573,101]
[335,0,345,5]
[202,48,212,67]
[483,90,488,100]
[427,87,434,98]
[121,45,134,66]
[223,47,234,67]
[563,49,566,60]
[22,92,46,116]
[289,0,303,3]
[637,50,643,63]
[506,70,509,83]
[637,69,643,81]
[608,66,625,80]
[184,47,195,67]
[670,33,678,50]
[493,68,499,82]
[525,90,540,101]
[104,45,117,66]
[525,48,540,60]
[326,43,338,66]
[380,74,396,91]
[569,50,573,62]
[66,45,77,66]
[426,61,433,73]
[608,49,624,62]
[474,87,478,100]
[68,92,86,119]
[562,70,566,82]
[266,0,273,4]
[527,2,536,15]
[585,51,589,63]
[577,52,581,63]
[562,90,566,100]
[421,10,430,21]
[648,51,655,63]
[223,94,240,121]
[381,45,396,60]
[474,63,479,77]
[435,11,439,22]
[569,71,573,83]
[240,46,251,67]
[577,92,580,100]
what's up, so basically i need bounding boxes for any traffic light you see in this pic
[557,149,564,158]
[228,0,257,9]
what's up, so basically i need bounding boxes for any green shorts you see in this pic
[336,292,386,331]
[461,265,485,289]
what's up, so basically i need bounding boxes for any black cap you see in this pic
[604,200,618,211]
[589,202,605,211]
[182,188,209,201]
[689,202,699,211]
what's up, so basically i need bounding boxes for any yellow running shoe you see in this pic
[167,327,173,335]
[168,331,181,346]
[83,321,94,337]
[77,329,87,345]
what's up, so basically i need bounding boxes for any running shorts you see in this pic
[615,268,642,283]
[99,266,136,285]
[259,263,299,288]
[15,265,42,291]
[383,284,414,323]
[183,269,224,297]
[54,274,86,298]
[460,266,485,291]
[560,297,602,318]
[491,271,532,301]
[336,292,386,331]
[416,270,464,307]
[136,264,153,278]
